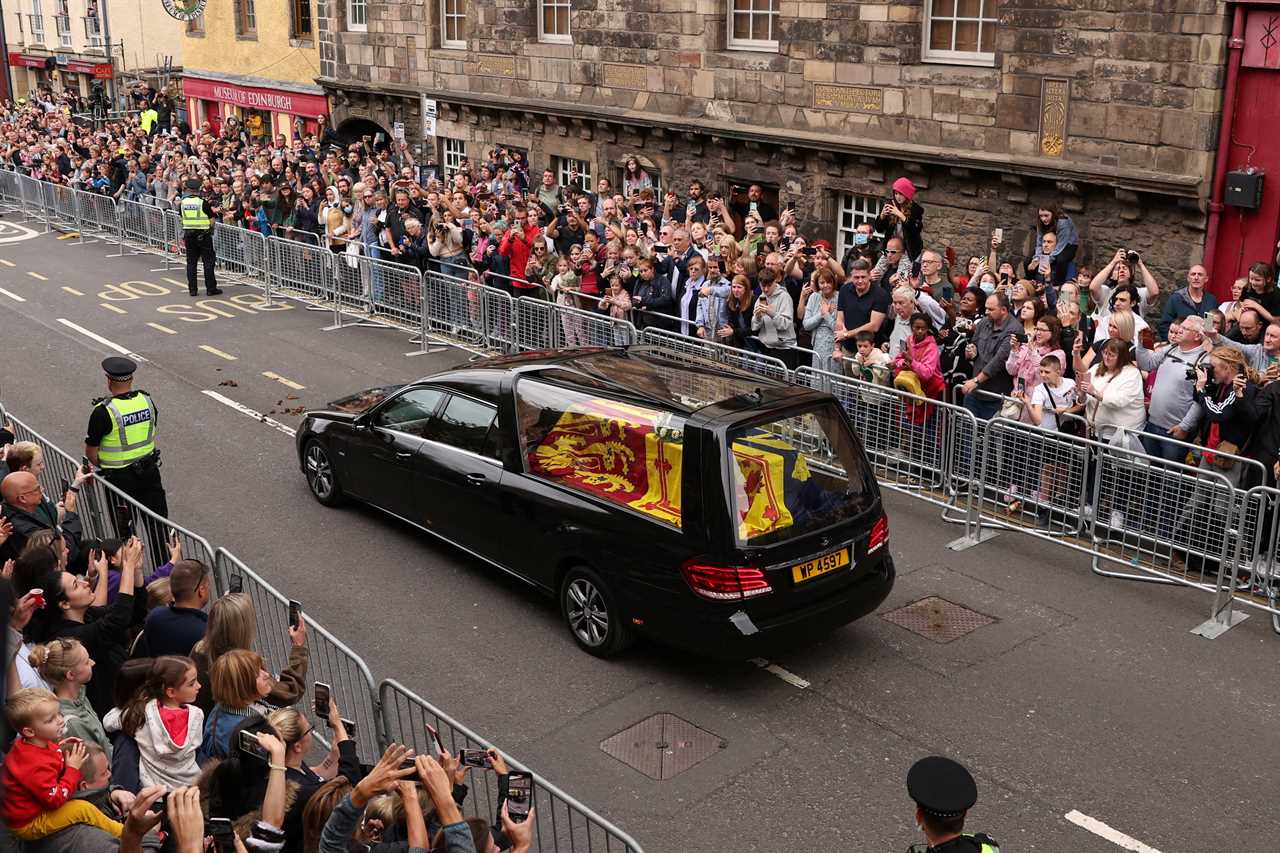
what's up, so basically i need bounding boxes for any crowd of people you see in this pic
[9,92,1280,514]
[0,437,534,851]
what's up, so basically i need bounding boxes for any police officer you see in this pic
[180,178,223,298]
[84,357,167,520]
[905,756,999,853]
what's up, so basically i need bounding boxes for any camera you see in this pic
[1185,365,1198,381]
[1127,250,1140,266]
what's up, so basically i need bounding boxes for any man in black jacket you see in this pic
[0,470,86,563]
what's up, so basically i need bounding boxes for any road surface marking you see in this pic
[56,318,147,361]
[1064,811,1162,852]
[0,258,15,267]
[162,278,188,288]
[99,303,128,315]
[201,390,297,437]
[262,371,305,390]
[0,287,27,302]
[56,233,79,240]
[26,271,47,281]
[198,345,237,361]
[749,658,810,689]
[62,286,84,296]
[146,322,177,335]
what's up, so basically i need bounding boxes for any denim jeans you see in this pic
[962,390,1001,421]
[1141,423,1190,464]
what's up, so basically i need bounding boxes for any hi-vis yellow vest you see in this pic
[97,394,157,469]
[180,195,210,231]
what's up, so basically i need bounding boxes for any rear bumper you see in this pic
[637,556,896,659]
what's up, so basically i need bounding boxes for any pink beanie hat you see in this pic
[892,177,916,200]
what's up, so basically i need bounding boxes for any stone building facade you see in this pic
[315,0,1236,290]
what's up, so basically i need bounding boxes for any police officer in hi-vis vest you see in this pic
[905,756,1000,853]
[180,178,223,297]
[84,357,168,520]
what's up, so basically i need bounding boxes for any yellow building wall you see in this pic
[110,0,185,75]
[181,0,320,88]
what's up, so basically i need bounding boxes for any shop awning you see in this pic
[183,74,328,117]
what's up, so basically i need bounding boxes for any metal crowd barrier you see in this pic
[75,189,119,239]
[640,326,790,382]
[212,548,383,760]
[211,222,270,288]
[380,680,646,853]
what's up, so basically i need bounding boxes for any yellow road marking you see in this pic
[199,344,237,361]
[62,286,84,296]
[99,303,128,314]
[56,233,80,240]
[162,278,188,288]
[26,271,47,281]
[0,258,14,267]
[147,322,177,335]
[262,371,305,390]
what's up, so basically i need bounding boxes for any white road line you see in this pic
[62,286,84,296]
[0,258,15,267]
[26,271,47,280]
[199,344,237,361]
[749,658,811,689]
[201,390,297,437]
[262,371,305,390]
[56,318,147,361]
[1064,810,1162,852]
[0,287,27,302]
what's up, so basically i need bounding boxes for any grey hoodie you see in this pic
[121,699,204,790]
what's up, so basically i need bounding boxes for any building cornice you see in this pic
[188,68,327,97]
[319,76,1204,200]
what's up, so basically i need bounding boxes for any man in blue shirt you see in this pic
[140,559,210,657]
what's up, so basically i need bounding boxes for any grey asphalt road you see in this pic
[1,221,1276,853]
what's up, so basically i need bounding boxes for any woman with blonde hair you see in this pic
[1081,308,1134,371]
[29,637,111,758]
[262,704,360,845]
[191,592,308,714]
[198,648,274,762]
[1194,345,1260,488]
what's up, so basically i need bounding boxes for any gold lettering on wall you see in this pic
[473,55,517,77]
[1039,78,1070,158]
[813,84,884,114]
[603,64,648,91]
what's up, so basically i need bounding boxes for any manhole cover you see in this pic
[600,713,725,780]
[882,596,995,643]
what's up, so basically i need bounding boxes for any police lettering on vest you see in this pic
[98,394,158,469]
[181,196,210,231]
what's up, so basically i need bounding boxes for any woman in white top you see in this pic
[1091,282,1149,345]
[1081,337,1147,442]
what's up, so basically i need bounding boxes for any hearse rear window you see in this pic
[516,380,687,530]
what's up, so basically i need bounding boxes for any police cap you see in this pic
[102,356,138,382]
[183,178,202,192]
[907,756,977,819]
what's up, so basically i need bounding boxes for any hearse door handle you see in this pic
[395,451,413,460]
[466,473,487,485]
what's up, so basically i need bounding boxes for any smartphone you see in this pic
[113,503,134,538]
[314,682,331,720]
[802,246,817,257]
[425,723,445,756]
[60,477,70,496]
[506,771,533,823]
[80,455,92,474]
[786,200,796,211]
[992,228,1003,244]
[653,243,668,254]
[238,729,269,761]
[458,748,491,768]
[749,201,758,213]
[373,132,385,146]
[288,599,302,629]
[341,718,356,738]
[207,817,234,852]
[228,573,243,594]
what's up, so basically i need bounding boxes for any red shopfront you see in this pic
[7,53,112,97]
[1205,1,1280,297]
[182,75,329,142]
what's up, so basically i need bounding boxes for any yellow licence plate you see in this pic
[791,547,850,583]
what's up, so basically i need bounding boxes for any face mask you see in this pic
[854,233,869,246]
[342,205,352,215]
[979,279,996,295]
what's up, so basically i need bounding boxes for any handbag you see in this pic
[998,395,1023,420]
[1045,385,1084,437]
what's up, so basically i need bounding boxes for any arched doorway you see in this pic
[336,116,392,149]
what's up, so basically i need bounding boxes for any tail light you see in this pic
[867,514,888,554]
[681,560,773,601]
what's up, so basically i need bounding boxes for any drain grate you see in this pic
[882,595,995,643]
[600,713,726,780]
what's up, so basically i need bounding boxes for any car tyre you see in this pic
[560,565,633,658]
[303,439,343,507]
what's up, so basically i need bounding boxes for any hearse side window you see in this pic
[373,388,447,437]
[426,395,500,459]
[515,378,686,530]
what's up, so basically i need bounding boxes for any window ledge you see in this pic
[920,53,996,68]
[236,33,259,41]
[726,42,779,54]
[289,37,314,48]
[538,35,572,45]
[440,41,466,51]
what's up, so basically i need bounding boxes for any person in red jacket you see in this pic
[499,206,544,296]
[1,688,124,840]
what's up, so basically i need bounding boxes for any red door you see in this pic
[1211,8,1280,297]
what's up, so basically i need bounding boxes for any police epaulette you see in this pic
[91,396,106,406]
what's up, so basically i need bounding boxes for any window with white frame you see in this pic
[441,137,466,178]
[728,0,778,50]
[555,157,591,191]
[29,0,46,45]
[836,192,881,260]
[538,0,570,43]
[923,0,998,65]
[440,0,465,47]
[346,0,367,31]
[84,10,102,47]
[55,0,71,47]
